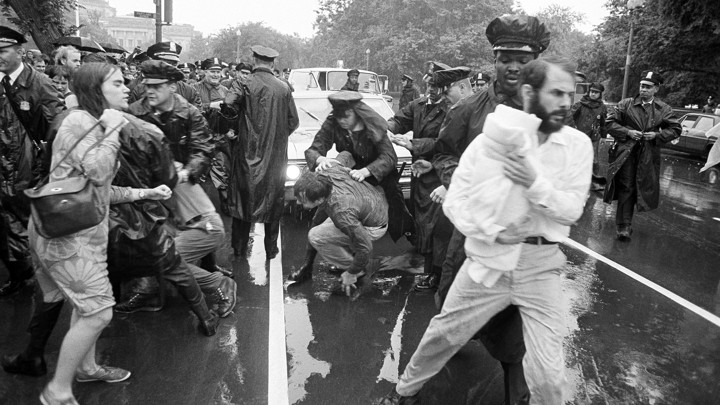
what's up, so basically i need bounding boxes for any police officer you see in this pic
[224,45,299,259]
[604,71,681,240]
[471,72,491,93]
[128,41,201,107]
[0,27,63,297]
[398,74,421,109]
[341,68,360,91]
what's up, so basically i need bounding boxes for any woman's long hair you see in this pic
[72,62,120,119]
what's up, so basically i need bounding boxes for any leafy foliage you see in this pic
[1,0,77,53]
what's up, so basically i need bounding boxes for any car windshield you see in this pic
[294,97,395,128]
[695,116,716,132]
[328,72,380,93]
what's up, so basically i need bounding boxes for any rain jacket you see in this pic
[567,95,607,141]
[398,83,421,110]
[224,67,299,223]
[388,96,449,256]
[603,96,681,211]
[129,94,214,184]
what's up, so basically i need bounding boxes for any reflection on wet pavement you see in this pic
[376,294,409,383]
[285,295,331,404]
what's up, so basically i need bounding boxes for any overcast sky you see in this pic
[109,0,609,38]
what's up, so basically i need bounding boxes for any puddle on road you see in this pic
[285,296,332,404]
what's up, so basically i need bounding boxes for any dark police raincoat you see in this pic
[603,96,681,211]
[225,67,299,223]
[388,96,450,262]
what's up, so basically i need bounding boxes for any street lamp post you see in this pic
[365,49,370,71]
[621,0,646,100]
[236,29,241,63]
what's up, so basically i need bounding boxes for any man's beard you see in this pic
[529,96,566,134]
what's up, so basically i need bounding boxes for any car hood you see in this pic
[287,126,412,161]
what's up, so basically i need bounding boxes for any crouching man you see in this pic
[288,152,388,296]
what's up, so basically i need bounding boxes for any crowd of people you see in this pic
[0,8,685,405]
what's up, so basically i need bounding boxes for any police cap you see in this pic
[251,45,279,61]
[146,41,182,62]
[640,71,663,86]
[178,62,196,72]
[433,67,472,89]
[0,26,26,49]
[486,15,550,54]
[140,60,185,84]
[236,62,253,72]
[347,69,360,77]
[401,74,413,82]
[201,57,224,70]
[328,90,363,110]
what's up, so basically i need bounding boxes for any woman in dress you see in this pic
[30,62,130,405]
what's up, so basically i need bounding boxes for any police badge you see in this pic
[20,101,30,111]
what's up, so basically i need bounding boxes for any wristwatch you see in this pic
[138,190,146,200]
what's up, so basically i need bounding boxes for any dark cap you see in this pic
[147,41,182,62]
[471,72,491,84]
[282,68,291,73]
[201,57,224,70]
[486,15,550,54]
[640,70,663,86]
[0,26,26,49]
[177,62,195,72]
[347,69,360,77]
[434,67,472,88]
[236,62,253,72]
[251,45,279,61]
[140,60,185,84]
[589,83,605,93]
[575,71,587,82]
[328,90,363,109]
[402,74,413,82]
[424,61,451,84]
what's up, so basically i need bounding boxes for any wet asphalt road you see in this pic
[2,143,720,404]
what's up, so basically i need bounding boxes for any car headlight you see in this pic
[286,165,302,181]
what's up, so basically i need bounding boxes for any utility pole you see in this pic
[365,49,370,71]
[155,0,162,43]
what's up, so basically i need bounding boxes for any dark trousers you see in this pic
[614,148,639,226]
[231,218,280,251]
[0,196,33,283]
[436,228,530,404]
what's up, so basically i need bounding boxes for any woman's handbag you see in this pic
[24,119,119,238]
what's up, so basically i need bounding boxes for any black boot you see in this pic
[2,299,64,376]
[190,300,219,337]
[264,221,280,260]
[288,246,316,284]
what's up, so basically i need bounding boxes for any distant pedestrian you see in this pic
[567,82,607,191]
[604,71,681,240]
[398,74,421,109]
[224,45,299,259]
[702,95,717,114]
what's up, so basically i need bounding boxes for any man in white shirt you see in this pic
[381,56,592,405]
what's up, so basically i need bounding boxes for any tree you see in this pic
[1,0,77,54]
[79,10,114,46]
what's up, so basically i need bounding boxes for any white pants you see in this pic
[308,218,386,269]
[396,243,568,405]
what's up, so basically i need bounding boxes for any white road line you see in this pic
[268,229,289,405]
[563,238,720,328]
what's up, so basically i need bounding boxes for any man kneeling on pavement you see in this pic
[288,152,388,296]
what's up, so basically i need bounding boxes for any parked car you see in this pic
[288,67,393,103]
[661,113,720,158]
[284,91,412,201]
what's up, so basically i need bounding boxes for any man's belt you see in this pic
[523,236,558,245]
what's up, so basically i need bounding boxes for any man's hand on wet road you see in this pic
[316,156,339,172]
[503,153,537,188]
[411,159,433,177]
[340,271,358,297]
[350,168,370,182]
[430,185,447,204]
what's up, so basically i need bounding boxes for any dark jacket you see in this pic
[603,96,681,211]
[388,96,450,255]
[128,93,214,183]
[567,95,607,141]
[341,80,359,91]
[312,162,388,275]
[399,83,421,110]
[0,64,63,194]
[224,66,299,222]
[432,83,522,188]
